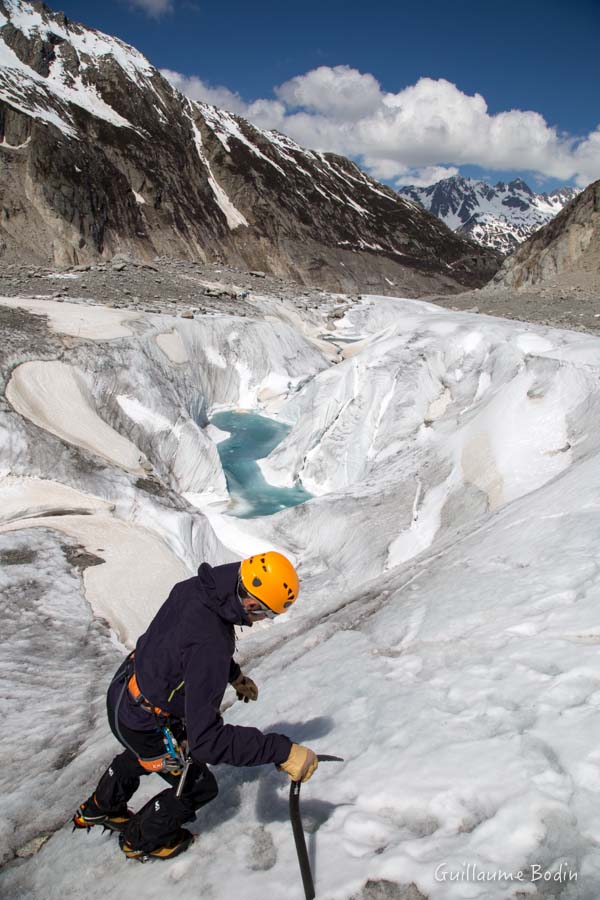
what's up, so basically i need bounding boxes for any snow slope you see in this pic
[2,288,600,898]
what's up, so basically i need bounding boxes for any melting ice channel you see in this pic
[210,410,312,518]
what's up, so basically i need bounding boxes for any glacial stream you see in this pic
[210,410,312,518]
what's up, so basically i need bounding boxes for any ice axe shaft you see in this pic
[175,756,192,799]
[289,754,343,900]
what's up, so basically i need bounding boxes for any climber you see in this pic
[73,551,317,861]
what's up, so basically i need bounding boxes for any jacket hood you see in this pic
[196,561,252,626]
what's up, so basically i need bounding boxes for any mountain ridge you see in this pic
[0,0,499,294]
[398,175,579,256]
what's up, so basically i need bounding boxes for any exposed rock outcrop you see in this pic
[483,179,600,293]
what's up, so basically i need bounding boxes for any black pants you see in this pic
[94,659,218,852]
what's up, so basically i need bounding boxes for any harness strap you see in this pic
[127,671,170,719]
[137,755,172,773]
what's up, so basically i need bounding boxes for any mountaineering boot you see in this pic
[119,827,194,862]
[72,793,133,833]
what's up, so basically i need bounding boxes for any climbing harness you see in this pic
[112,654,189,777]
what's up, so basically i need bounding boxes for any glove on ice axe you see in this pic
[289,754,343,900]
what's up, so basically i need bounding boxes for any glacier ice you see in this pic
[1,289,600,898]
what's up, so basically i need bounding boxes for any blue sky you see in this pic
[56,0,600,190]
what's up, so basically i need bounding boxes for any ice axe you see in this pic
[289,754,343,900]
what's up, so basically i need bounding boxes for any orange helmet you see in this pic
[239,551,299,615]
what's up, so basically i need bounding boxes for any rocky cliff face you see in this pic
[399,176,579,256]
[0,0,500,294]
[483,180,600,293]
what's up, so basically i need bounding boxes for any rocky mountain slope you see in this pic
[482,178,600,293]
[0,1,499,295]
[399,175,579,255]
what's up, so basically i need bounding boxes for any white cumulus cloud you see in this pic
[160,70,248,115]
[162,65,600,189]
[393,165,461,188]
[160,69,287,130]
[275,65,382,121]
[128,0,174,19]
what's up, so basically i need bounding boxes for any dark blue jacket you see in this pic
[117,561,292,767]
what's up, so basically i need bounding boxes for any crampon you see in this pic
[72,795,133,834]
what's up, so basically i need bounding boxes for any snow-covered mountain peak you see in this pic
[0,0,172,136]
[505,176,534,196]
[0,0,156,83]
[398,175,579,255]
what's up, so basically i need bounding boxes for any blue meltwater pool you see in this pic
[210,410,312,518]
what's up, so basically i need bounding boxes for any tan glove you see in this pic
[278,743,318,782]
[231,673,259,703]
